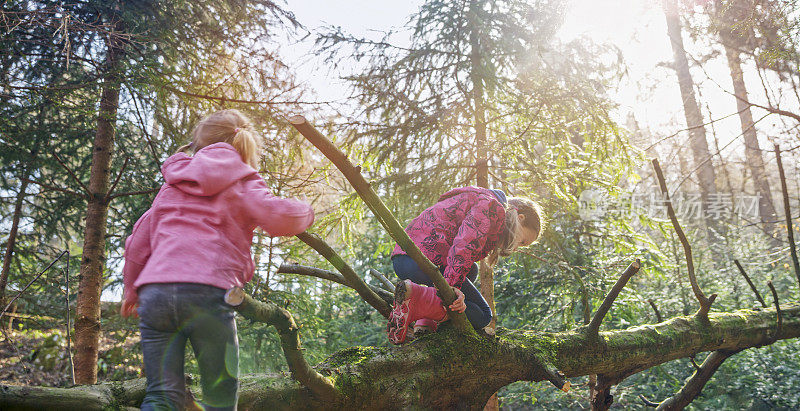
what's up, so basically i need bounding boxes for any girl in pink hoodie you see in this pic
[387,187,542,344]
[121,109,314,410]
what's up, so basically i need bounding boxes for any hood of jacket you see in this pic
[161,142,257,196]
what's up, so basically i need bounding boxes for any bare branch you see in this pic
[587,259,641,340]
[733,259,767,308]
[369,268,395,291]
[652,159,716,319]
[295,232,391,317]
[224,287,339,402]
[278,263,346,285]
[277,263,393,305]
[774,145,800,297]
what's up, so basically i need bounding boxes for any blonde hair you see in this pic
[487,197,544,266]
[178,109,261,168]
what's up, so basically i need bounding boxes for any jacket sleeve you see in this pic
[242,176,315,236]
[442,198,505,289]
[122,208,154,302]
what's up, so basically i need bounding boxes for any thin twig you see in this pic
[108,187,160,199]
[0,250,68,319]
[52,151,91,196]
[733,259,767,308]
[767,281,782,341]
[774,145,800,297]
[22,177,85,199]
[105,155,129,200]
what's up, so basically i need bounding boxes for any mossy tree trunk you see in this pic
[3,303,798,409]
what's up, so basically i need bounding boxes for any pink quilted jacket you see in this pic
[392,187,506,289]
[122,142,314,303]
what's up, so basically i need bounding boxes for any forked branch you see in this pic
[295,232,391,317]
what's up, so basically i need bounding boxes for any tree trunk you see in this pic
[714,0,779,241]
[469,4,498,408]
[663,0,720,239]
[73,28,123,385]
[4,303,798,409]
[469,0,489,189]
[0,173,29,310]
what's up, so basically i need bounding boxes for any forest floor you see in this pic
[0,310,141,387]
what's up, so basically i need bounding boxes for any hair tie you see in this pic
[187,141,194,147]
[233,127,241,134]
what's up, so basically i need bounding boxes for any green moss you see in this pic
[323,346,389,368]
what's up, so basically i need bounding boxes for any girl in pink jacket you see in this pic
[121,109,314,410]
[387,187,542,344]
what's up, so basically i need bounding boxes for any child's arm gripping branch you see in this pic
[443,198,506,290]
[121,208,154,317]
[243,176,315,236]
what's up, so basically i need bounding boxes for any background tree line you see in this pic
[1,0,800,409]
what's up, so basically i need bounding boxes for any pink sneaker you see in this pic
[387,280,446,344]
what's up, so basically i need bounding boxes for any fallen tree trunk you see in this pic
[3,303,797,410]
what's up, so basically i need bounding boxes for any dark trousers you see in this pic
[391,254,493,329]
[138,283,239,411]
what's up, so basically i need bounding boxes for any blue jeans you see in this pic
[138,283,239,411]
[391,255,493,329]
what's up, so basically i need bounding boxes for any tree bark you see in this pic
[73,26,124,384]
[4,303,798,409]
[663,0,720,239]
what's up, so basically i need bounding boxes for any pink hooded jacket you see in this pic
[122,142,314,303]
[391,187,506,289]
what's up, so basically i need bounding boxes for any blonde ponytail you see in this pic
[189,109,261,168]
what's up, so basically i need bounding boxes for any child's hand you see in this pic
[448,287,466,313]
[120,298,139,318]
